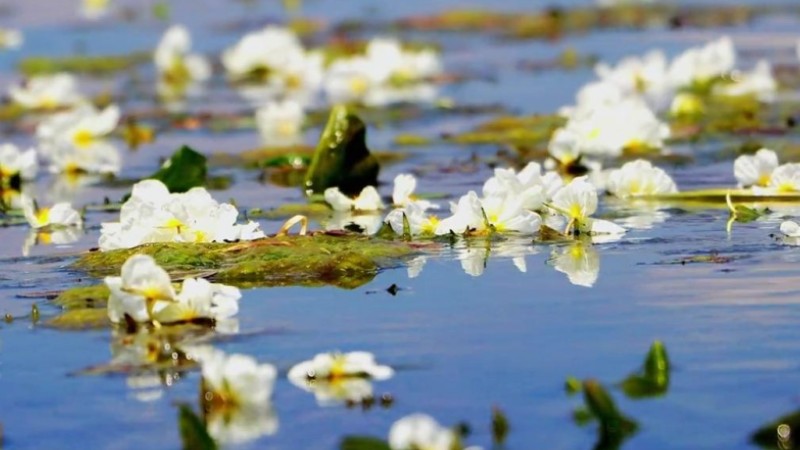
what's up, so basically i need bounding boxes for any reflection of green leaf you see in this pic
[751,410,800,449]
[304,106,380,196]
[583,379,638,450]
[149,145,208,193]
[492,406,510,445]
[178,404,217,450]
[573,406,595,426]
[620,340,670,399]
[339,435,391,450]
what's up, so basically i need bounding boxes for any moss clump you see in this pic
[53,285,110,309]
[47,308,110,330]
[73,234,421,289]
[18,52,150,76]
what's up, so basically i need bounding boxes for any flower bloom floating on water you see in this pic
[21,195,81,229]
[9,73,85,110]
[325,37,442,107]
[154,25,211,90]
[606,159,678,198]
[435,191,541,236]
[288,351,393,406]
[0,144,37,186]
[189,347,278,443]
[549,177,625,237]
[81,0,111,19]
[595,50,672,110]
[255,100,305,147]
[668,36,735,89]
[482,162,558,207]
[385,201,440,236]
[388,413,479,450]
[99,179,265,251]
[392,173,437,210]
[37,104,122,175]
[324,186,385,212]
[549,99,669,163]
[714,60,777,102]
[105,254,240,326]
[764,163,800,194]
[734,148,778,188]
[0,28,23,50]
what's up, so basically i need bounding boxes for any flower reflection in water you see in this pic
[549,241,600,288]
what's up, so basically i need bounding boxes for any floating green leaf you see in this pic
[751,410,800,449]
[46,308,110,330]
[304,106,380,196]
[339,436,391,450]
[149,145,208,193]
[620,340,670,399]
[178,404,217,450]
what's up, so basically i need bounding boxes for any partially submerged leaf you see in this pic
[149,145,207,193]
[620,341,670,399]
[583,379,638,443]
[752,410,800,449]
[178,404,217,450]
[492,406,510,445]
[304,106,380,196]
[53,285,110,310]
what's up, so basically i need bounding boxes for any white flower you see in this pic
[288,351,393,382]
[193,349,278,444]
[714,60,777,102]
[44,141,121,175]
[595,50,672,110]
[37,104,120,147]
[324,56,385,105]
[734,148,778,188]
[255,100,304,147]
[154,25,211,86]
[550,99,669,162]
[21,227,81,256]
[482,163,547,209]
[559,80,626,118]
[607,160,677,198]
[154,277,241,325]
[366,38,442,85]
[388,414,457,450]
[325,212,384,235]
[324,186,385,212]
[550,177,625,236]
[0,28,23,50]
[668,36,736,88]
[222,26,305,81]
[434,191,484,235]
[670,92,705,117]
[21,195,81,229]
[288,351,393,405]
[105,254,176,323]
[766,163,800,193]
[780,220,800,237]
[9,73,85,110]
[480,194,542,233]
[550,242,600,287]
[0,144,37,181]
[99,180,265,251]
[392,173,437,210]
[385,202,441,236]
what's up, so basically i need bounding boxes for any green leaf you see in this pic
[583,379,638,441]
[620,340,670,399]
[149,146,208,193]
[751,410,800,449]
[492,406,510,445]
[565,376,582,395]
[731,205,764,223]
[178,404,217,450]
[18,53,150,76]
[339,436,391,450]
[46,308,110,330]
[304,106,380,196]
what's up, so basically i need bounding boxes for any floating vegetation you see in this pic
[18,52,150,76]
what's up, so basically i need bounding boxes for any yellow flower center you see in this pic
[421,216,440,234]
[276,120,297,137]
[349,77,369,96]
[586,128,601,141]
[38,232,53,245]
[634,73,648,93]
[72,129,95,148]
[285,73,302,90]
[777,182,797,194]
[569,203,583,220]
[757,174,771,187]
[329,355,348,380]
[39,96,58,110]
[162,217,185,232]
[35,208,51,226]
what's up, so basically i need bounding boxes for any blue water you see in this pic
[2,0,800,449]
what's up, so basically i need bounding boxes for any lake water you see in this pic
[1,1,800,449]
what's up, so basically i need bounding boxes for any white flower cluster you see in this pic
[105,254,240,326]
[99,179,264,251]
[733,148,800,194]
